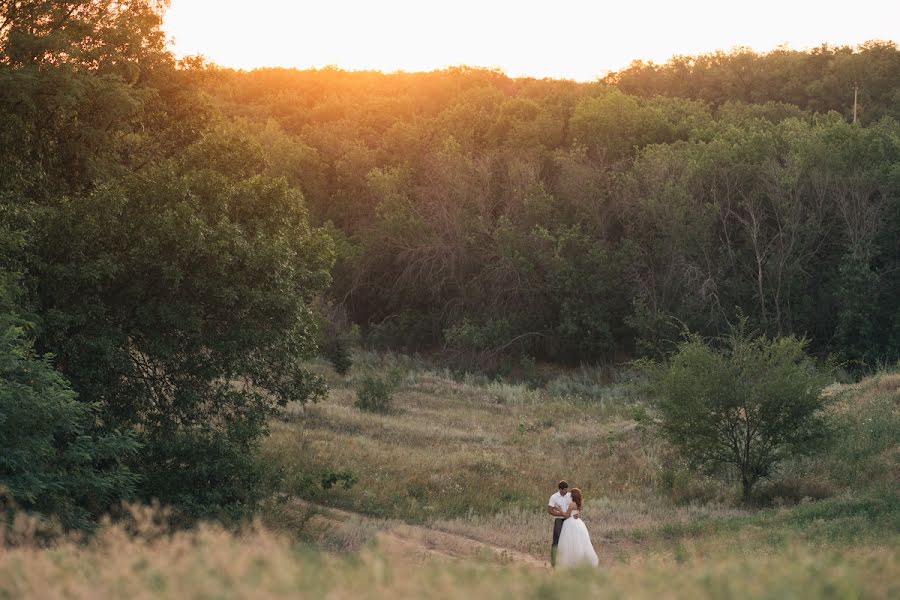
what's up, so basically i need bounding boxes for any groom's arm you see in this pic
[547,505,563,517]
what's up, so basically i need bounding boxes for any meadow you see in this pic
[3,355,898,598]
[3,353,898,598]
[1,519,896,599]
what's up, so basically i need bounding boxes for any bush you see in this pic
[316,300,356,375]
[282,469,357,501]
[367,311,434,353]
[355,370,401,413]
[642,325,829,502]
[442,318,518,372]
[136,431,282,525]
[323,337,353,375]
[752,478,836,507]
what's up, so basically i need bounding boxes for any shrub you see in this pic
[442,318,518,372]
[283,469,357,500]
[355,370,401,413]
[323,337,353,375]
[642,326,829,502]
[752,478,836,507]
[316,300,356,375]
[136,431,283,525]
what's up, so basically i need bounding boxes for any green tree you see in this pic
[34,166,333,519]
[643,327,828,502]
[0,2,335,520]
[834,256,880,371]
[0,276,138,529]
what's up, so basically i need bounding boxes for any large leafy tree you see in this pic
[1,1,334,520]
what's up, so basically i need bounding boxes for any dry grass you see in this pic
[262,367,662,525]
[430,498,748,558]
[2,363,898,599]
[1,515,896,600]
[264,360,900,553]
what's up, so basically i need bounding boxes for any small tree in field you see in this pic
[644,328,828,502]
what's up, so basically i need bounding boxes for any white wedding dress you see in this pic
[556,509,599,568]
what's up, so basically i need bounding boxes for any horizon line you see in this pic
[173,38,898,83]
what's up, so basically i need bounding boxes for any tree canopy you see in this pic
[1,0,333,523]
[198,44,900,371]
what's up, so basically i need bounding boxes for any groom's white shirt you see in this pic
[548,491,571,516]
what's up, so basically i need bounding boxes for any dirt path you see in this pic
[299,502,549,569]
[376,522,548,568]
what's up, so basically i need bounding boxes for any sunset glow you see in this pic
[163,0,900,80]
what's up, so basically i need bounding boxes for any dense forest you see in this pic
[604,42,900,124]
[201,43,900,371]
[1,0,898,525]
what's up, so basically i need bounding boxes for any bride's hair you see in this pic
[570,488,583,509]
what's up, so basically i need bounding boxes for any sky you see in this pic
[162,0,900,81]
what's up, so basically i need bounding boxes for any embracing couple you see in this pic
[547,480,599,568]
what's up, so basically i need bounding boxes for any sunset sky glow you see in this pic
[163,0,900,80]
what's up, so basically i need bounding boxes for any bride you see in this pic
[556,488,599,568]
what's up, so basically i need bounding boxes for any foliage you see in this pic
[323,338,354,375]
[136,429,285,524]
[605,42,900,124]
[354,370,401,414]
[0,1,334,522]
[642,327,829,501]
[199,44,900,372]
[317,300,356,375]
[319,470,357,490]
[0,277,138,529]
[834,255,882,371]
[282,469,357,501]
[2,0,899,530]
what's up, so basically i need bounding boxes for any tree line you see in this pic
[202,45,900,372]
[604,41,900,124]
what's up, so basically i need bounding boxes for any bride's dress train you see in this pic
[556,510,599,568]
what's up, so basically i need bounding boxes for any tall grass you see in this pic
[262,366,658,523]
[824,370,900,489]
[1,515,896,600]
[2,360,898,599]
[267,357,899,525]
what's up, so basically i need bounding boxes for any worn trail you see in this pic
[299,501,550,568]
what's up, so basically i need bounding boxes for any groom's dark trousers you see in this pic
[551,517,565,567]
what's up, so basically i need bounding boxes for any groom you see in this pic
[547,480,572,567]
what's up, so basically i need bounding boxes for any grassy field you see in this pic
[260,356,898,556]
[265,359,669,516]
[2,355,898,598]
[1,516,897,599]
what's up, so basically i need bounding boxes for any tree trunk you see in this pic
[741,474,754,504]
